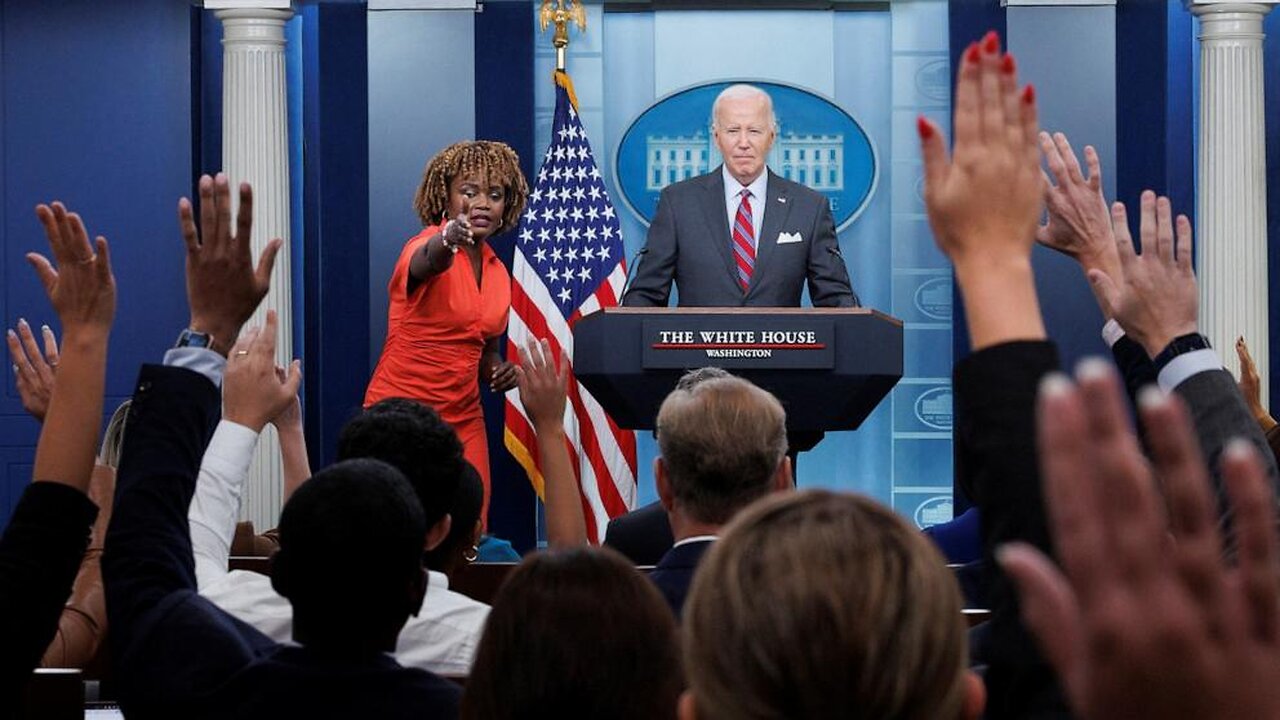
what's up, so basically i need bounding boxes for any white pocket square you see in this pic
[777,232,803,245]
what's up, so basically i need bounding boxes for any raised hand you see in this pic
[25,202,115,494]
[178,174,281,356]
[442,198,474,251]
[917,31,1046,349]
[918,32,1043,267]
[1000,360,1280,720]
[28,203,116,338]
[516,338,568,432]
[1089,191,1197,358]
[7,319,58,421]
[269,365,304,433]
[1036,132,1121,293]
[222,310,302,433]
[1236,336,1274,430]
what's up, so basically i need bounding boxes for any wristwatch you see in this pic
[175,328,217,351]
[1151,332,1211,372]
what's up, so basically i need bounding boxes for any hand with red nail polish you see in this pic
[917,32,1046,349]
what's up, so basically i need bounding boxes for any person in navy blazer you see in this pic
[623,84,857,308]
[646,369,793,618]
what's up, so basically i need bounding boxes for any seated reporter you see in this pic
[0,202,115,699]
[103,174,459,718]
[462,547,681,720]
[682,491,983,720]
[189,392,490,676]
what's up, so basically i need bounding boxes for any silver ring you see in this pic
[235,350,249,357]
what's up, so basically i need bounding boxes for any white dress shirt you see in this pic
[722,165,768,248]
[187,418,490,677]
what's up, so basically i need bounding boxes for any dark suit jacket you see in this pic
[648,539,714,620]
[103,364,460,719]
[1111,335,1280,529]
[623,168,856,308]
[602,502,673,566]
[954,341,1068,719]
[0,482,96,703]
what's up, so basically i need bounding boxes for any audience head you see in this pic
[422,462,485,577]
[98,399,131,469]
[462,547,682,720]
[338,397,464,547]
[413,140,529,241]
[271,458,428,654]
[655,372,789,528]
[682,490,981,720]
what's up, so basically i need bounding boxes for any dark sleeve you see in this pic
[1173,368,1280,535]
[103,364,238,704]
[805,198,856,308]
[622,188,677,307]
[953,340,1069,719]
[1110,334,1158,403]
[0,482,96,697]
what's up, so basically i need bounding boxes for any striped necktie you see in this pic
[732,189,755,292]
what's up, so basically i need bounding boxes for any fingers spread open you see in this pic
[25,253,58,299]
[1054,133,1085,184]
[953,43,982,153]
[1175,214,1193,272]
[198,175,217,251]
[41,324,60,369]
[255,238,282,291]
[178,197,200,252]
[919,116,950,194]
[1083,145,1103,192]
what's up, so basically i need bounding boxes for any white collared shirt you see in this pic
[188,419,491,676]
[723,165,768,248]
[1100,318,1224,392]
[671,534,718,550]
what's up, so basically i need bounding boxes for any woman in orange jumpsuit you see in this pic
[365,141,528,524]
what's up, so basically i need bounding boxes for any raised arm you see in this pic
[516,339,587,547]
[919,32,1068,718]
[0,201,115,695]
[407,204,472,292]
[104,175,283,707]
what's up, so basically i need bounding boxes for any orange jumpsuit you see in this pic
[364,224,511,524]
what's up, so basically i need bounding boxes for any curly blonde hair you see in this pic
[413,141,528,232]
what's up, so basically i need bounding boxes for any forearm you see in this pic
[40,546,105,668]
[189,421,260,588]
[408,232,454,282]
[538,425,587,547]
[32,329,108,493]
[277,423,311,503]
[954,259,1046,350]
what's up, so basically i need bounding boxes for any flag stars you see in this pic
[558,287,572,303]
[533,247,547,263]
[578,266,592,282]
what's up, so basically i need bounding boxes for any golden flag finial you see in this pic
[538,0,587,72]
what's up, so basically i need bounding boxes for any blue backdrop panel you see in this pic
[0,0,193,529]
[301,3,371,471]
[367,8,476,366]
[1008,5,1117,374]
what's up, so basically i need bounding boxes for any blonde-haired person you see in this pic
[366,141,529,525]
[682,490,984,720]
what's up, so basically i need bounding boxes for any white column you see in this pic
[216,7,294,530]
[1190,1,1276,401]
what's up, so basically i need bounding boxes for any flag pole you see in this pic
[538,0,586,73]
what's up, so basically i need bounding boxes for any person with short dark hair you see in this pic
[190,389,490,677]
[461,547,682,720]
[104,174,460,718]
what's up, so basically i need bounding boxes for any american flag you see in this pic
[504,70,637,542]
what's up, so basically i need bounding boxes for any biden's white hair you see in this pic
[711,84,779,131]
